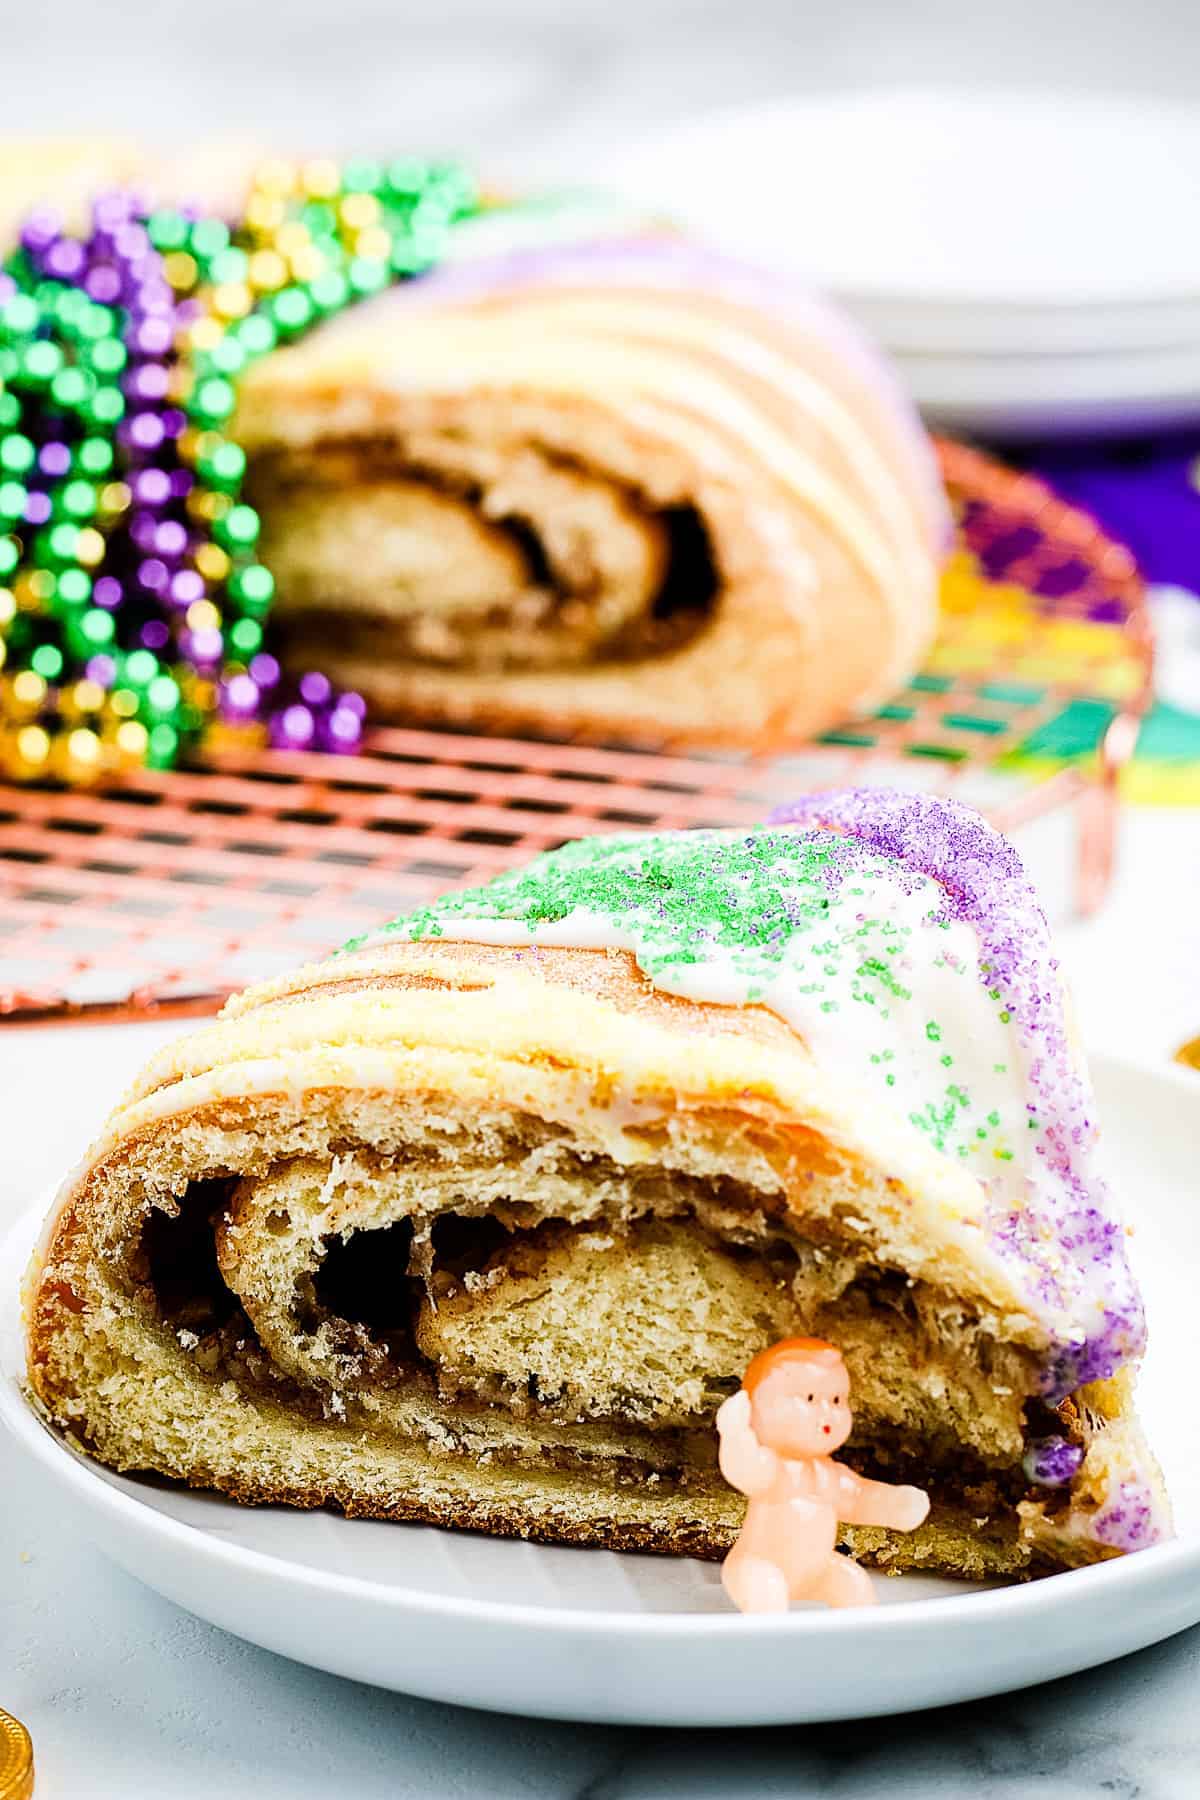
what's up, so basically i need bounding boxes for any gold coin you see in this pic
[0,1708,33,1800]
[1174,1035,1200,1072]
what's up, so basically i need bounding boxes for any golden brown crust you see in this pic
[232,940,813,1051]
[233,276,942,747]
[25,934,1161,1582]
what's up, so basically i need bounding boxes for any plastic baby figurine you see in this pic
[717,1337,930,1612]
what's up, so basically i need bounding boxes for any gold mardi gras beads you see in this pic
[0,153,476,782]
[0,1706,34,1800]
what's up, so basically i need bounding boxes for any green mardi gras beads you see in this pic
[0,155,479,782]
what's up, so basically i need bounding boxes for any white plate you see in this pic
[597,89,1200,434]
[849,292,1200,359]
[2,1053,1197,1727]
[894,341,1200,438]
[604,89,1200,308]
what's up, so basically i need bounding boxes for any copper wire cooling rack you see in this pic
[0,440,1153,1024]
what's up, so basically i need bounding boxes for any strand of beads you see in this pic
[0,156,478,783]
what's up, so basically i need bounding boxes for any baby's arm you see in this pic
[835,1467,929,1532]
[716,1391,778,1497]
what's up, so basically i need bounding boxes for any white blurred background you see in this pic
[4,0,1200,166]
[13,0,1200,445]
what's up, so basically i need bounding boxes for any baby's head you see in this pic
[743,1337,852,1456]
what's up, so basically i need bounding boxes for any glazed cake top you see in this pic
[345,788,1143,1400]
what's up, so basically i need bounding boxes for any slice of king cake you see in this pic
[27,789,1169,1576]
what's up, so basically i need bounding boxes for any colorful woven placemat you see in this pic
[0,438,1152,1022]
[1016,430,1200,805]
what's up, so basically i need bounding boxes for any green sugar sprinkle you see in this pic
[366,829,864,969]
[343,825,1028,1170]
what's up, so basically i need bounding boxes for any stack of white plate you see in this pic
[601,90,1200,439]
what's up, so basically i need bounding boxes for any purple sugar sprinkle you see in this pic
[1093,1478,1167,1551]
[769,788,1145,1397]
[1022,1435,1084,1488]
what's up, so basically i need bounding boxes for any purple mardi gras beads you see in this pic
[0,157,477,781]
